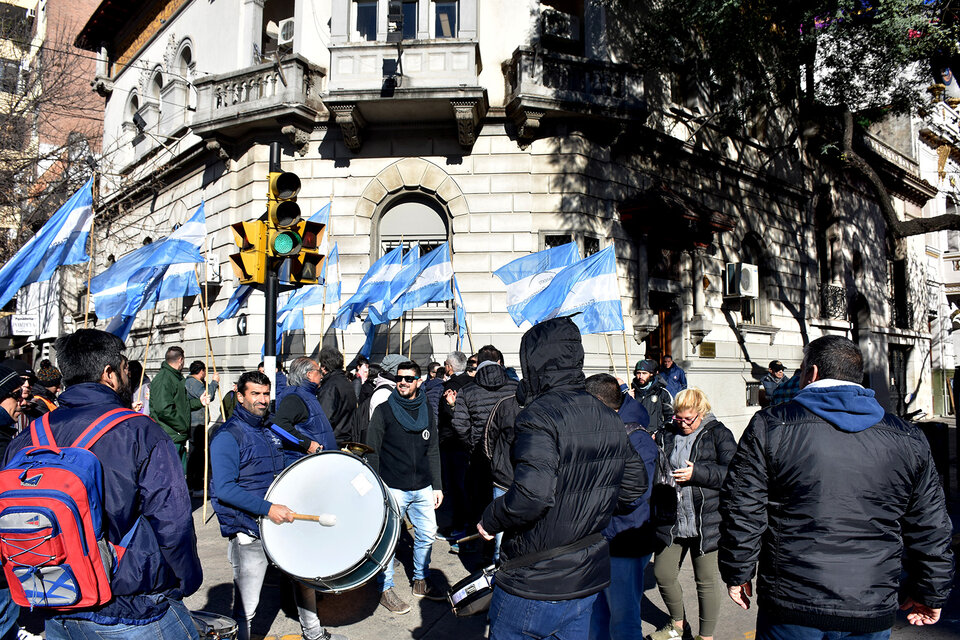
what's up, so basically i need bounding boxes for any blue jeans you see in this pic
[0,588,18,640]
[489,586,597,640]
[44,599,199,640]
[381,486,437,591]
[757,611,892,640]
[492,485,507,562]
[590,554,651,640]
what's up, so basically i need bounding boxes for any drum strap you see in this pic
[498,532,604,572]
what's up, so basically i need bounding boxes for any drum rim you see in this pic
[259,449,396,583]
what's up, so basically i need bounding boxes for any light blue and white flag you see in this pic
[332,244,405,329]
[91,203,205,319]
[383,243,453,320]
[453,275,468,346]
[370,244,420,322]
[359,316,377,358]
[322,243,341,304]
[520,246,624,335]
[493,242,580,326]
[217,285,254,324]
[0,178,94,307]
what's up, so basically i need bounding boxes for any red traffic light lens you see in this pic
[302,230,317,248]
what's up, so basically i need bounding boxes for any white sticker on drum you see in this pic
[351,473,374,497]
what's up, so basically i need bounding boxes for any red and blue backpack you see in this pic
[0,408,140,609]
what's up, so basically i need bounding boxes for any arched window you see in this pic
[177,43,194,79]
[149,69,163,103]
[126,93,140,121]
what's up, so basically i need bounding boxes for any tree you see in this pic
[0,10,102,265]
[600,0,960,238]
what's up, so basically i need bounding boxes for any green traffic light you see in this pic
[273,231,301,255]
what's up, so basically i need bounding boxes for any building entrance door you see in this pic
[646,293,678,364]
[889,344,910,417]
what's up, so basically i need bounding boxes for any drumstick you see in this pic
[291,513,337,526]
[456,533,481,544]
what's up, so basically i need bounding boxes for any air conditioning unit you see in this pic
[277,18,295,48]
[26,8,36,19]
[725,262,760,298]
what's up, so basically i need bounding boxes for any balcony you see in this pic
[192,54,327,155]
[326,40,487,151]
[503,46,647,144]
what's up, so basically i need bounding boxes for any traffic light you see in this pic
[228,221,268,284]
[387,0,403,42]
[266,171,302,257]
[283,219,326,285]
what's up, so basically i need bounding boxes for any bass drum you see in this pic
[260,450,400,593]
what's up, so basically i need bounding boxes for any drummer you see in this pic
[210,371,348,640]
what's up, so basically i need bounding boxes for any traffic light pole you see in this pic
[264,141,282,397]
[264,266,278,398]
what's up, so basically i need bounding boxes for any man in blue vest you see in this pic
[272,357,337,463]
[210,371,346,640]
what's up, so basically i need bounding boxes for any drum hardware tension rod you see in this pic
[290,513,338,526]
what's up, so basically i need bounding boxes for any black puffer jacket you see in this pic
[317,368,358,446]
[654,416,736,553]
[720,401,954,633]
[481,317,648,600]
[484,394,521,489]
[635,378,674,432]
[452,363,518,452]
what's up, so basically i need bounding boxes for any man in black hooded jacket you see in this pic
[720,335,953,639]
[477,317,647,639]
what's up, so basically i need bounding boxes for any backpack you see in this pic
[0,407,139,609]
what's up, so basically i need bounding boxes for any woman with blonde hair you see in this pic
[648,388,736,640]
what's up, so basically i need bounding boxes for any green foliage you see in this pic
[601,0,960,117]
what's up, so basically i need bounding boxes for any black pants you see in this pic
[438,443,470,532]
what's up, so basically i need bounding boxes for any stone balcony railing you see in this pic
[192,54,327,153]
[502,46,646,142]
[328,40,481,93]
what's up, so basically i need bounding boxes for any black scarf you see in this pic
[387,388,428,432]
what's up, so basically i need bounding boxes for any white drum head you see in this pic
[261,451,387,581]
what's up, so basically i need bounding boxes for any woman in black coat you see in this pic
[650,388,736,640]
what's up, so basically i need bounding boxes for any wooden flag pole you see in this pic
[622,330,631,377]
[194,265,228,522]
[83,221,95,328]
[407,307,414,360]
[604,334,618,377]
[137,309,155,395]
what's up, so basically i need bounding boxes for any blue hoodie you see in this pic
[793,383,886,432]
[619,393,650,429]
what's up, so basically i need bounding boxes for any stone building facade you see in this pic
[70,0,938,433]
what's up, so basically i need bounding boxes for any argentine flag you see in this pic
[453,276,468,346]
[0,178,94,308]
[369,244,420,323]
[520,245,624,334]
[92,203,205,320]
[217,284,254,323]
[323,243,341,304]
[383,243,454,320]
[493,242,580,326]
[333,244,405,329]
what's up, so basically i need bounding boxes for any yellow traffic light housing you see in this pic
[283,220,326,285]
[228,221,268,284]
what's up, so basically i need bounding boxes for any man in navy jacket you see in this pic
[210,371,346,640]
[4,329,202,639]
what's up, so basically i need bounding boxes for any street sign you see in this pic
[11,314,38,336]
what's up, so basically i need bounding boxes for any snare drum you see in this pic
[191,610,238,639]
[260,450,400,593]
[447,565,496,616]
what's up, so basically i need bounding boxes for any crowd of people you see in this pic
[0,324,948,640]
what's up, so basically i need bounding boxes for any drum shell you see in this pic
[260,450,401,593]
[447,565,495,617]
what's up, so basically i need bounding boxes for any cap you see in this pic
[37,362,62,387]
[634,359,658,374]
[1,359,34,381]
[0,365,21,399]
[379,353,406,375]
[768,360,785,372]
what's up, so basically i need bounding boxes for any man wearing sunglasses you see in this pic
[366,361,444,613]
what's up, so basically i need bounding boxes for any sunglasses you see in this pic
[674,415,700,425]
[397,375,420,383]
